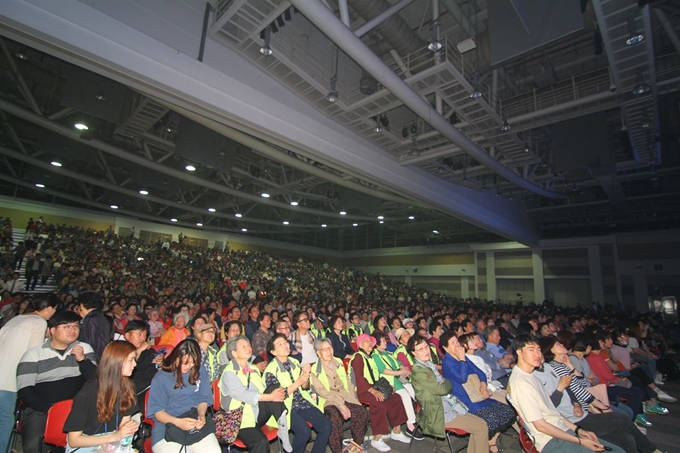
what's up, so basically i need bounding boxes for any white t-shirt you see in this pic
[300,333,318,364]
[0,314,47,392]
[508,366,570,452]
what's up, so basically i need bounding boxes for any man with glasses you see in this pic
[273,320,302,362]
[291,311,318,365]
[16,310,97,453]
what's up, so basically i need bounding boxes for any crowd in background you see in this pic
[0,216,678,453]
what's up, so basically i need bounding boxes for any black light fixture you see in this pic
[409,137,420,156]
[326,77,338,103]
[500,109,511,131]
[260,27,273,56]
[428,19,442,52]
[625,16,644,46]
[469,72,482,99]
[94,91,106,101]
[373,115,383,133]
[632,69,650,95]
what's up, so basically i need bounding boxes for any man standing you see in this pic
[508,334,623,453]
[0,294,59,453]
[78,292,113,362]
[291,311,318,364]
[17,311,97,453]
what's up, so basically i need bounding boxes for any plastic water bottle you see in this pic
[120,434,133,453]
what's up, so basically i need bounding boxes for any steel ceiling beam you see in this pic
[289,0,565,199]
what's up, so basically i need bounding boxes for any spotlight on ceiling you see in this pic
[35,183,45,188]
[377,215,384,220]
[196,223,203,226]
[379,220,384,224]
[74,123,89,131]
[500,120,511,131]
[632,69,650,95]
[235,213,243,218]
[139,190,149,195]
[185,164,196,172]
[352,223,358,227]
[432,230,439,234]
[50,161,62,167]
[428,18,442,52]
[625,16,644,46]
[326,77,339,103]
[339,211,347,216]
[170,218,178,222]
[373,115,383,133]
[110,205,118,209]
[260,27,273,56]
[15,51,28,60]
[290,201,299,206]
[283,221,289,225]
[261,193,270,198]
[524,145,530,153]
[408,215,415,220]
[241,228,248,232]
[321,224,327,228]
[469,72,482,99]
[94,92,106,101]
[208,208,216,212]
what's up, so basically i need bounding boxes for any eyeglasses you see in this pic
[59,324,81,331]
[298,318,310,323]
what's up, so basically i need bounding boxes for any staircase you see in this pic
[11,228,59,294]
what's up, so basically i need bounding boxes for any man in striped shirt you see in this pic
[16,310,97,453]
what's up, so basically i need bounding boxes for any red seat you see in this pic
[212,379,221,411]
[144,437,153,453]
[144,390,155,428]
[151,344,174,356]
[342,358,351,373]
[42,399,73,449]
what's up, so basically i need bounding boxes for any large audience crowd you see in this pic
[0,216,678,453]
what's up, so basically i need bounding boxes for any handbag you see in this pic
[461,374,485,403]
[363,352,394,399]
[164,407,215,446]
[213,368,251,444]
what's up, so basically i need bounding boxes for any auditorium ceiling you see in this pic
[0,0,679,250]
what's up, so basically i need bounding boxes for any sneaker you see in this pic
[655,391,677,404]
[388,431,411,444]
[635,414,652,427]
[404,426,424,441]
[645,402,669,415]
[371,438,391,452]
[635,424,647,435]
[655,373,665,385]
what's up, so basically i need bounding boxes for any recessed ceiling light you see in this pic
[379,220,384,224]
[15,52,28,60]
[185,165,196,172]
[241,228,248,232]
[433,230,439,234]
[408,215,415,220]
[196,222,203,226]
[283,221,289,225]
[35,183,45,188]
[235,213,243,218]
[352,223,358,227]
[110,205,118,209]
[377,215,384,220]
[170,218,178,222]
[321,224,327,227]
[290,201,299,206]
[139,190,149,195]
[74,123,88,131]
[94,92,106,101]
[208,208,216,212]
[339,211,347,216]
[50,161,62,167]
[261,193,270,198]
[137,257,144,261]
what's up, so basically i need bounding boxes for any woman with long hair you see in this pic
[147,339,219,453]
[326,315,354,359]
[63,341,140,452]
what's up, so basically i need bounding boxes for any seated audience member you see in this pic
[63,341,140,452]
[195,323,222,381]
[508,334,624,453]
[440,331,515,451]
[370,331,421,440]
[311,338,370,453]
[245,305,260,340]
[77,291,113,362]
[351,333,410,452]
[124,320,161,411]
[326,315,354,359]
[0,293,59,453]
[147,339,219,453]
[459,333,507,402]
[251,312,274,358]
[393,327,415,370]
[220,335,291,453]
[264,333,331,453]
[159,313,190,347]
[147,308,166,344]
[535,339,662,453]
[408,335,490,453]
[17,310,97,453]
[468,332,511,386]
[484,325,515,368]
[290,311,319,365]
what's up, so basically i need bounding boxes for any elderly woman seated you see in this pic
[310,338,370,453]
[407,334,489,453]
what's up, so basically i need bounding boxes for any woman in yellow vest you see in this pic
[219,335,292,453]
[350,334,410,452]
[393,327,415,370]
[264,333,331,453]
[371,331,421,440]
[310,338,370,453]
